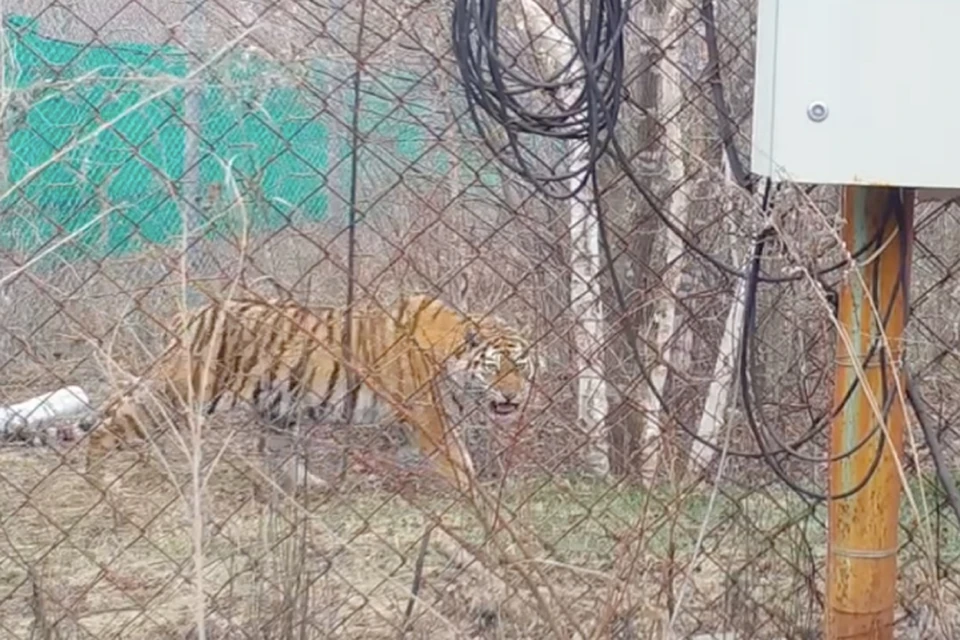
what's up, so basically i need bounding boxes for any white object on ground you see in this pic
[0,386,91,438]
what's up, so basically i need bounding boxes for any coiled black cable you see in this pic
[451,0,871,480]
[453,0,626,201]
[451,0,960,520]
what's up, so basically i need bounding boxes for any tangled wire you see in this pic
[453,0,625,201]
[451,0,960,520]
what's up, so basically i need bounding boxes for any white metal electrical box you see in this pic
[751,0,960,190]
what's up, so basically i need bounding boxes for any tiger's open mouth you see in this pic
[489,401,519,416]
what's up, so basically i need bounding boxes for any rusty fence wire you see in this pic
[0,0,958,638]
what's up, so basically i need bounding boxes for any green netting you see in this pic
[1,15,188,260]
[0,15,493,262]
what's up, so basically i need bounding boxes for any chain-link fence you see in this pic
[0,0,958,638]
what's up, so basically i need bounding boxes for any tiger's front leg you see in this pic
[404,402,516,624]
[406,401,476,495]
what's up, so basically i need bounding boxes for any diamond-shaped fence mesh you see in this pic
[0,0,957,638]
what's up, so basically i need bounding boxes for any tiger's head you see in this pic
[450,316,536,427]
[400,294,537,426]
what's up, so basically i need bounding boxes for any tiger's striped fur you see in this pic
[79,294,535,491]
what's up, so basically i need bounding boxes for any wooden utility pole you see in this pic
[826,185,913,638]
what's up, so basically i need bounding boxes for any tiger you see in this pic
[77,294,535,494]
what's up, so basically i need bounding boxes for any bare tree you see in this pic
[689,251,746,471]
[688,0,755,474]
[515,0,610,476]
[634,0,698,484]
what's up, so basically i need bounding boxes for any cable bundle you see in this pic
[452,0,628,200]
[451,0,960,520]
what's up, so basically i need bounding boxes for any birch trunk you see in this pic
[636,0,695,484]
[688,278,746,470]
[687,0,753,473]
[688,138,750,472]
[569,178,610,476]
[517,0,610,476]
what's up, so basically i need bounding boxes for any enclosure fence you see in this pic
[0,0,958,638]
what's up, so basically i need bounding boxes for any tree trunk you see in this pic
[516,0,610,476]
[688,277,746,471]
[687,0,754,475]
[635,0,696,485]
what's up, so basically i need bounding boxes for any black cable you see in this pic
[452,0,627,201]
[697,3,931,501]
[455,0,885,285]
[731,189,903,500]
[608,181,894,469]
[746,192,901,461]
[451,0,960,505]
[609,137,887,284]
[452,0,870,468]
[893,190,960,528]
[699,0,750,191]
[662,187,899,463]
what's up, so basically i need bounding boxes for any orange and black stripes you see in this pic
[80,294,534,492]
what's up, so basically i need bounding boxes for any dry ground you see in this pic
[0,417,957,639]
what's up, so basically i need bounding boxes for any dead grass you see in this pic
[0,416,918,640]
[0,424,959,639]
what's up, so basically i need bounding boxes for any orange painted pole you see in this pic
[826,186,913,639]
